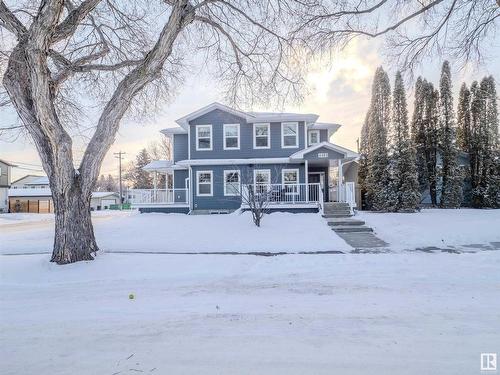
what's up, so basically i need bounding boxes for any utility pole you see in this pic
[114,151,126,208]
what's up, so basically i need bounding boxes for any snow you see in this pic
[358,208,500,250]
[0,211,353,254]
[1,251,499,374]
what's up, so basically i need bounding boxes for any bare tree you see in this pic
[295,0,499,72]
[0,0,308,264]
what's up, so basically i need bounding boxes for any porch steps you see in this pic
[322,202,388,248]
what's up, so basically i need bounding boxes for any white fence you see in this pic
[129,189,188,205]
[338,182,356,209]
[241,183,322,205]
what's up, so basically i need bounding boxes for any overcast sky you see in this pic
[1,38,499,181]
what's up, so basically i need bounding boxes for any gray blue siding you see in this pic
[173,134,188,162]
[189,109,305,159]
[191,163,305,210]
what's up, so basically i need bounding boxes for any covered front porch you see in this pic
[292,142,360,211]
[128,160,189,208]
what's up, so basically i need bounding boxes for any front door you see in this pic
[308,173,326,201]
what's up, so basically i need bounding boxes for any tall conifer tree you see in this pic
[438,61,462,208]
[411,77,428,194]
[365,67,394,211]
[457,83,472,152]
[391,72,420,210]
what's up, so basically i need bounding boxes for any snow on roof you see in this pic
[176,158,291,166]
[161,127,187,136]
[142,160,187,172]
[8,188,52,197]
[0,159,17,167]
[25,176,49,185]
[91,192,119,199]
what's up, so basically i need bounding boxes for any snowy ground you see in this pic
[0,210,352,254]
[1,251,499,375]
[358,208,500,251]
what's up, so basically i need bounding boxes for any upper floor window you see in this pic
[196,125,212,151]
[281,122,298,148]
[253,123,270,149]
[223,124,240,150]
[308,130,320,146]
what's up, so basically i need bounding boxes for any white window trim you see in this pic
[281,122,299,148]
[195,124,213,151]
[308,130,320,146]
[196,170,213,196]
[224,169,241,196]
[253,169,271,185]
[282,168,300,185]
[253,123,271,149]
[223,123,240,150]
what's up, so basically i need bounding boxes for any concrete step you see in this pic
[322,213,352,218]
[324,210,351,214]
[327,219,365,226]
[332,225,373,233]
[336,232,388,248]
[324,203,350,207]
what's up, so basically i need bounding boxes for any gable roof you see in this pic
[10,175,44,185]
[290,141,359,160]
[25,176,49,185]
[175,102,254,129]
[174,102,323,130]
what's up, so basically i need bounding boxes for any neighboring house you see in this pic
[130,102,359,214]
[90,192,121,211]
[0,159,16,213]
[8,174,120,213]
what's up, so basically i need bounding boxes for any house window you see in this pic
[224,170,240,196]
[254,169,271,185]
[282,168,299,195]
[196,170,213,196]
[253,123,270,149]
[196,125,212,151]
[282,122,299,148]
[223,124,240,150]
[308,130,320,146]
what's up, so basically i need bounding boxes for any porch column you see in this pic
[338,160,343,202]
[305,160,309,203]
[153,171,157,202]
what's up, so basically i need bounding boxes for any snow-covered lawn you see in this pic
[1,251,499,374]
[358,208,500,251]
[0,210,352,254]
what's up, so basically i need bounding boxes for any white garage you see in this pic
[90,192,120,211]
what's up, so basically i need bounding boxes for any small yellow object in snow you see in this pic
[129,293,135,300]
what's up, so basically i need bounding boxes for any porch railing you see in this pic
[241,183,322,205]
[338,182,356,211]
[128,188,188,205]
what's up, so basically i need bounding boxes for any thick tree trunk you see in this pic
[51,186,98,264]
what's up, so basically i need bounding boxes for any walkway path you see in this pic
[322,202,389,249]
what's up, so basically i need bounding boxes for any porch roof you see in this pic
[142,160,187,173]
[289,141,359,160]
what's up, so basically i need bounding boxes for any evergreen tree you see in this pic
[365,67,394,211]
[456,83,471,152]
[483,76,500,207]
[438,61,462,208]
[411,77,428,194]
[422,80,440,206]
[358,110,371,209]
[126,149,153,189]
[390,71,420,210]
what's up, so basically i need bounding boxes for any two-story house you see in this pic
[0,159,16,213]
[130,102,359,214]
